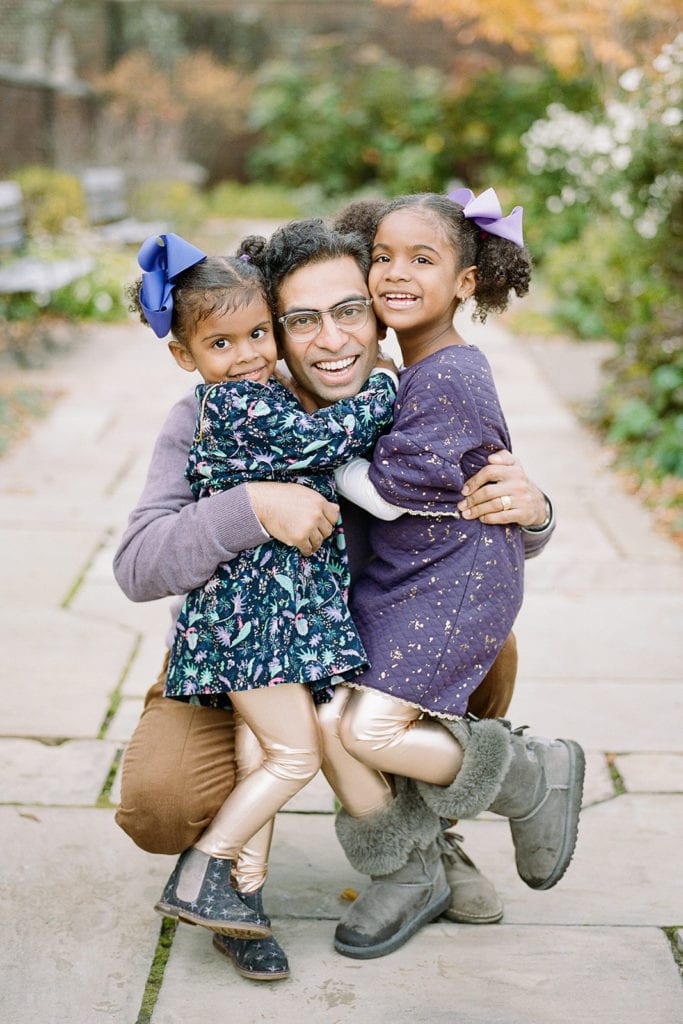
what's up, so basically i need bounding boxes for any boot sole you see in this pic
[333,887,451,960]
[154,900,271,939]
[527,739,585,891]
[212,934,290,981]
[442,905,503,925]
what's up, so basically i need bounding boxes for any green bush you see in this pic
[246,52,457,197]
[130,179,207,235]
[12,166,85,236]
[0,249,131,324]
[208,181,303,219]
[542,217,673,342]
[525,34,683,487]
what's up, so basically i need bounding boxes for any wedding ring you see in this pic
[500,494,512,512]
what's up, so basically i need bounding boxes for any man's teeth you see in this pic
[316,356,356,372]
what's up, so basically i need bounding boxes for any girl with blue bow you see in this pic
[128,233,397,955]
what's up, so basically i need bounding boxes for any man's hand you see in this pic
[458,451,548,528]
[247,481,339,555]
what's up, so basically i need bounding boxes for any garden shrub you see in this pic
[12,166,85,236]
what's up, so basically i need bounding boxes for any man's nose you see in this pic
[316,312,348,349]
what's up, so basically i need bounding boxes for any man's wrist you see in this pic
[522,495,554,533]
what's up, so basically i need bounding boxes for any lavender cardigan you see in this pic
[113,390,554,604]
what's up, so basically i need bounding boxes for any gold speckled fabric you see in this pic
[350,345,524,719]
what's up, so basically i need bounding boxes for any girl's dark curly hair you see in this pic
[237,219,372,314]
[334,193,532,323]
[126,255,267,348]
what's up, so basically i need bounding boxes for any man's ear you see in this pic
[168,341,197,373]
[456,266,477,300]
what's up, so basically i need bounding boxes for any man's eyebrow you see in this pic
[281,294,368,314]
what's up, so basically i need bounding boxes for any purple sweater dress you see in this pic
[348,345,524,719]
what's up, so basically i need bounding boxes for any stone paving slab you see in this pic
[0,738,119,804]
[0,609,134,737]
[615,752,683,792]
[0,526,104,606]
[514,591,683,679]
[155,919,682,1024]
[521,554,683,592]
[264,799,683,928]
[507,681,683,752]
[0,806,167,1024]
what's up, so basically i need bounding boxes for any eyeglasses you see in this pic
[277,298,373,342]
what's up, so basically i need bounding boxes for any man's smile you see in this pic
[313,354,359,374]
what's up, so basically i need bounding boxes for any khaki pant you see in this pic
[115,634,518,854]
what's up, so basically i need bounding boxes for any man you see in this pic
[113,220,555,969]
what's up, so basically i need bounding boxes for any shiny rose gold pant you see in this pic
[115,634,517,852]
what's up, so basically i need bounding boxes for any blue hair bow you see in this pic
[448,187,524,248]
[137,233,207,338]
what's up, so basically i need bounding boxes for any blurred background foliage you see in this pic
[0,0,680,534]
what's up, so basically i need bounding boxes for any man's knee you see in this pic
[467,632,518,720]
[115,662,236,854]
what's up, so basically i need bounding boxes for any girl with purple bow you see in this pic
[311,190,584,958]
[127,234,397,949]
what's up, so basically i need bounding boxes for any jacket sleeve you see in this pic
[521,495,556,559]
[112,391,269,601]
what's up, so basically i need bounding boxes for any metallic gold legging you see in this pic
[195,683,321,866]
[317,686,463,818]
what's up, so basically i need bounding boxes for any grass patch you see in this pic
[136,917,178,1024]
[605,753,626,796]
[663,926,683,979]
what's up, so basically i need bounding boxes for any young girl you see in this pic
[315,190,585,958]
[128,233,396,941]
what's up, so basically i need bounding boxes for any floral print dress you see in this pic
[165,373,396,708]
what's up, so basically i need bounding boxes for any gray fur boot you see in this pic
[334,776,450,959]
[415,718,585,891]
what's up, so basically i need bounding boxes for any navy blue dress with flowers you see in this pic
[165,374,396,708]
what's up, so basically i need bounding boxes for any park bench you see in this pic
[80,167,166,245]
[0,180,93,298]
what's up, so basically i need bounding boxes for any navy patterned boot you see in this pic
[155,848,271,938]
[213,889,290,981]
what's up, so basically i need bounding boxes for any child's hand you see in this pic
[374,350,399,376]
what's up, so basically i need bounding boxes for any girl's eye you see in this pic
[213,338,230,350]
[373,254,390,263]
[251,327,268,340]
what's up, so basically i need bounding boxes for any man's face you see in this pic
[276,256,379,406]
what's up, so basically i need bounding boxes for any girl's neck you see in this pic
[398,320,467,367]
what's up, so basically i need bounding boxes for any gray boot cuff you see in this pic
[416,718,513,820]
[335,775,442,876]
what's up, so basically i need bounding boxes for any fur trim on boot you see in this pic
[415,717,513,820]
[335,775,442,876]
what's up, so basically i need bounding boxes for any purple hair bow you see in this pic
[448,187,524,248]
[137,233,207,338]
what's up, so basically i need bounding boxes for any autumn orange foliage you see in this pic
[379,0,680,75]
